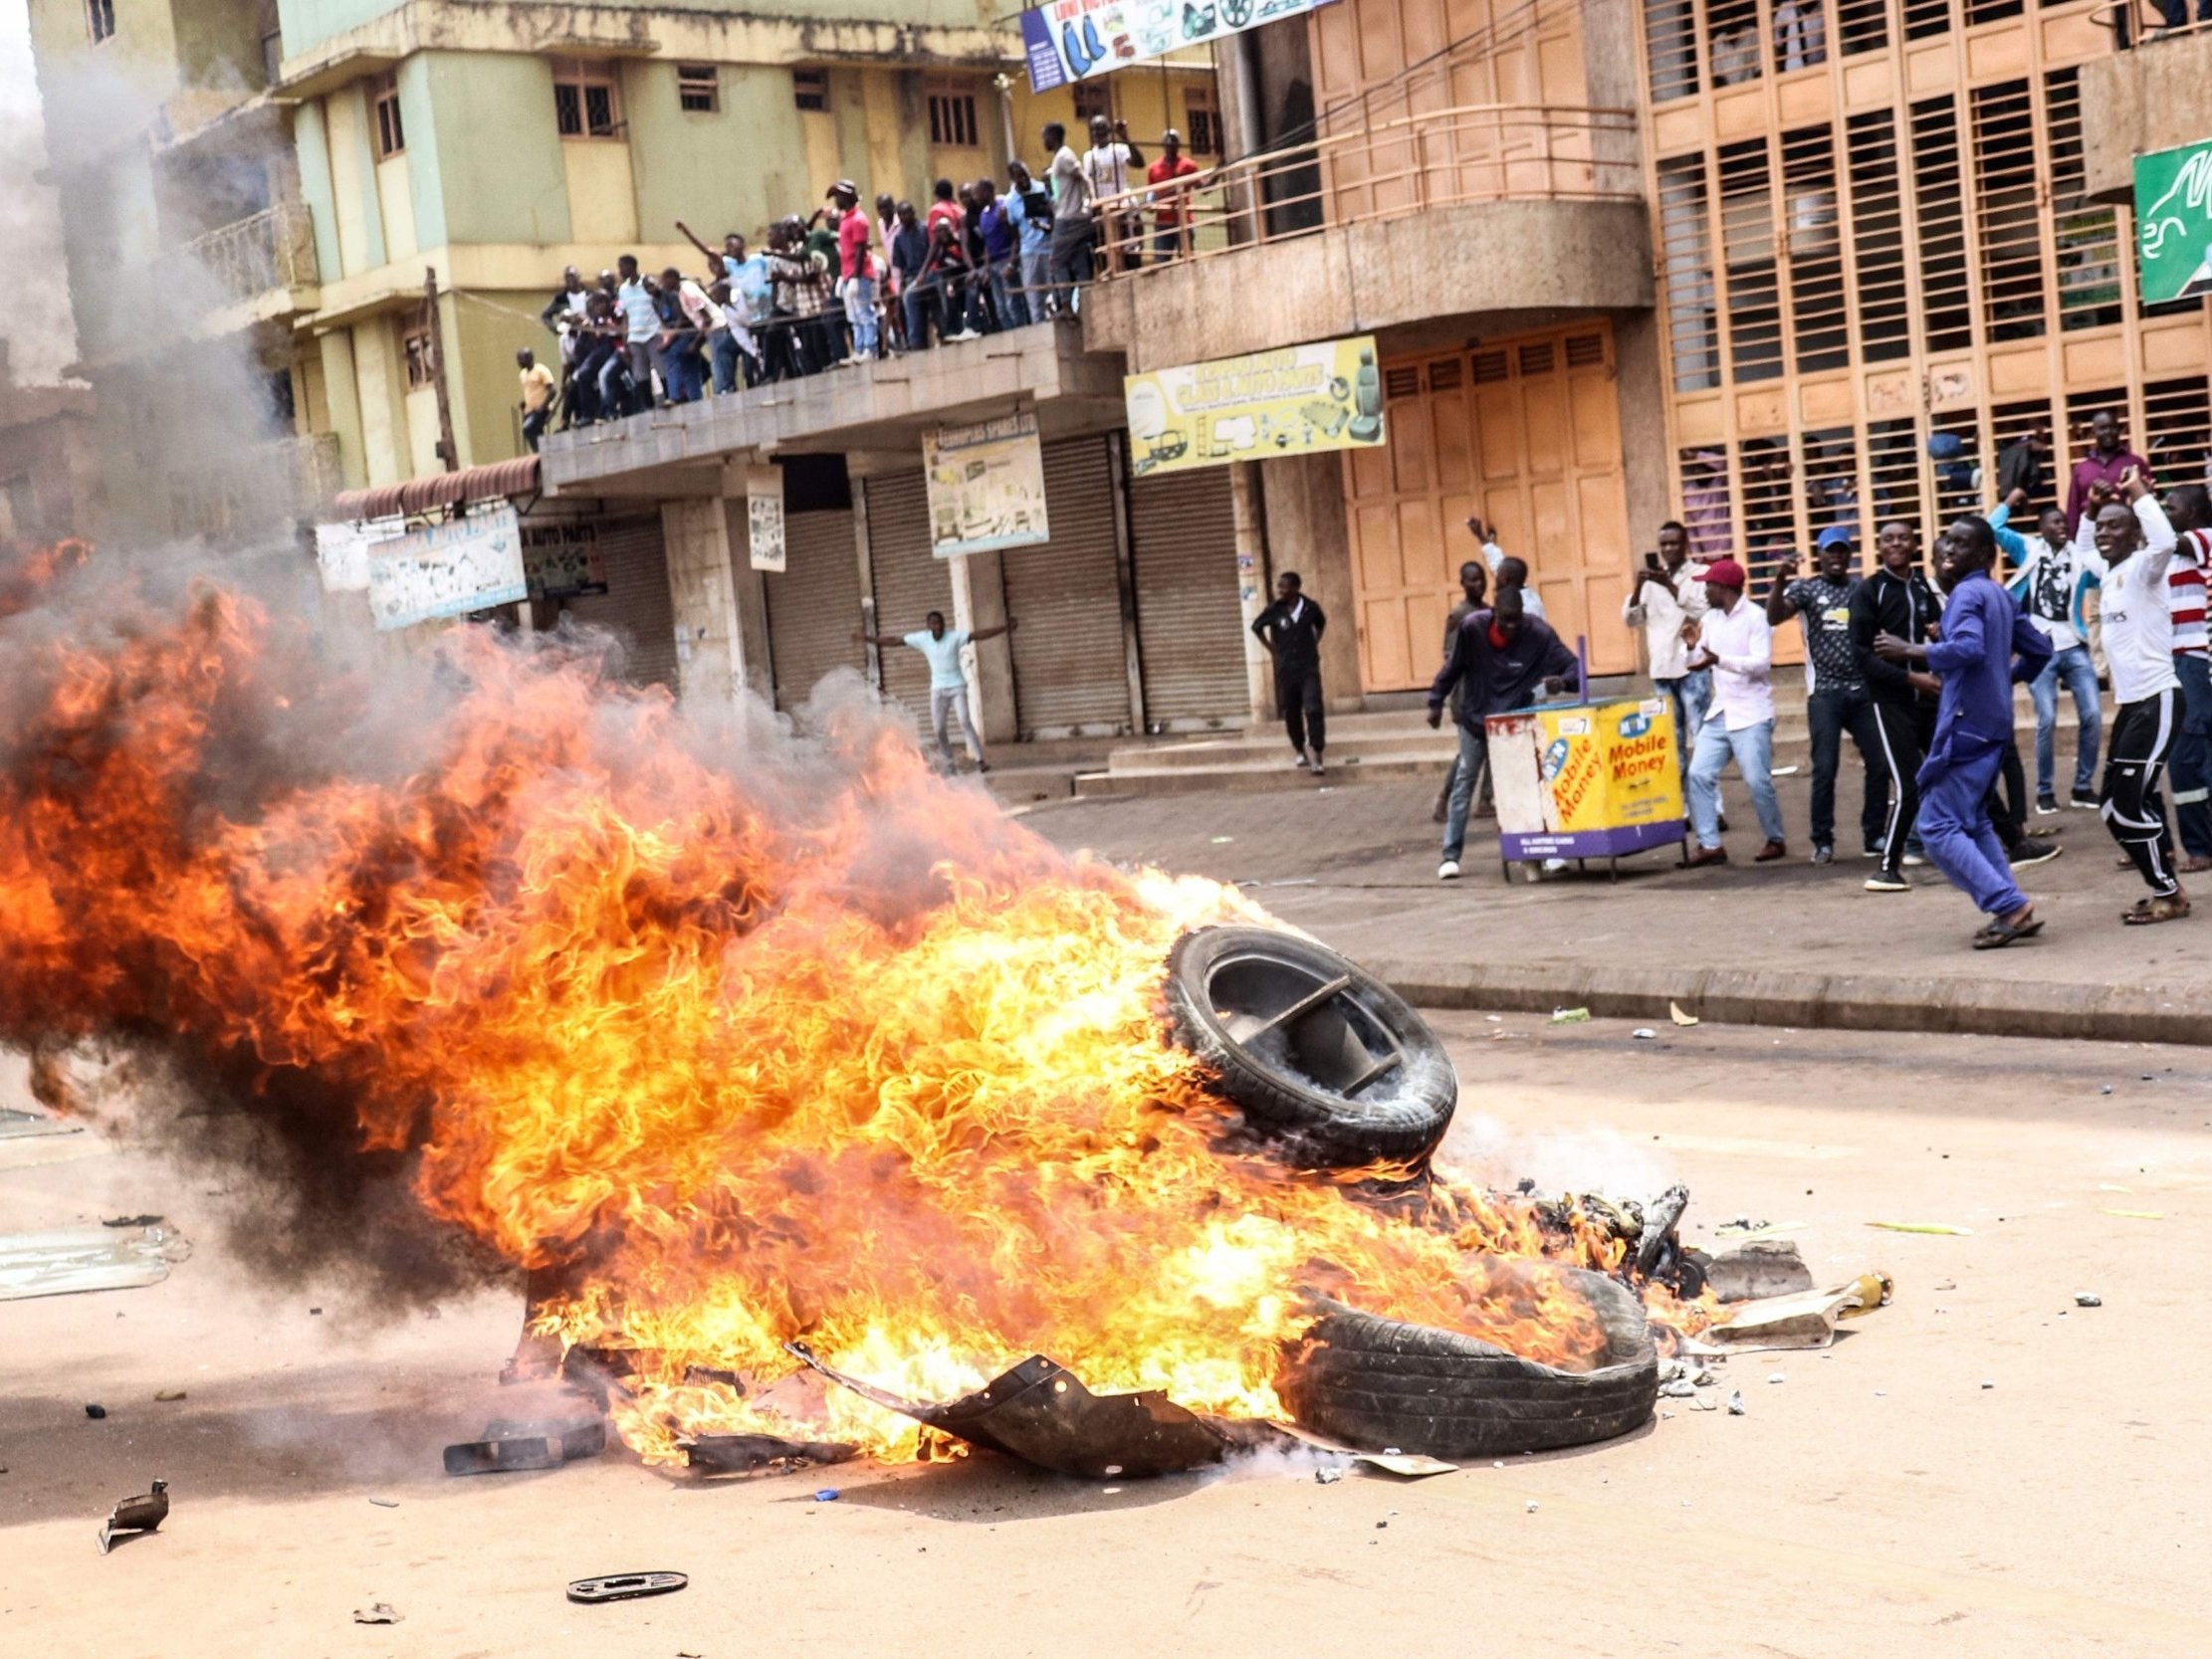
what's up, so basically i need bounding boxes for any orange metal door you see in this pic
[1345,321,1635,691]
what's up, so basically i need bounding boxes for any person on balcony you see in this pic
[889,202,935,351]
[1082,115,1143,273]
[976,178,1024,328]
[613,255,659,414]
[828,180,879,364]
[517,348,555,452]
[1146,129,1202,262]
[1006,160,1054,322]
[1044,121,1094,311]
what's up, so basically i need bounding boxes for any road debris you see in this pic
[682,1433,857,1475]
[153,1389,186,1402]
[96,1479,168,1555]
[1631,1027,1657,1040]
[351,1602,401,1624]
[1668,1001,1699,1027]
[1726,1391,1745,1415]
[2101,1208,2165,1221]
[1315,1466,1344,1485]
[0,1223,192,1302]
[367,1497,398,1509]
[1525,1500,1538,1513]
[1548,1007,1591,1024]
[1659,1379,1696,1398]
[567,1571,688,1605]
[102,1214,162,1228]
[1867,1221,1972,1235]
[2074,1293,2102,1308]
[443,1413,605,1476]
[813,1488,840,1502]
[1707,1239,1816,1302]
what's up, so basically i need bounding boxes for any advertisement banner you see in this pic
[924,409,1051,557]
[366,504,527,631]
[521,519,609,600]
[1486,697,1683,862]
[2133,138,2212,306]
[746,465,786,573]
[1124,335,1386,478]
[1020,0,1336,91]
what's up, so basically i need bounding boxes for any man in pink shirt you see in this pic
[828,180,878,362]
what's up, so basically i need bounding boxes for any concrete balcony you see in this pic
[2080,17,2212,203]
[185,202,322,324]
[1080,104,1652,372]
[541,321,1126,499]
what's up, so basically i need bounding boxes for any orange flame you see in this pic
[0,584,1700,1463]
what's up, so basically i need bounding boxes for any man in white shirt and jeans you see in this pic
[1623,518,1710,794]
[858,609,1018,775]
[1682,557,1788,867]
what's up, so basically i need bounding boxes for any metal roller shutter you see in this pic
[764,509,865,712]
[862,472,955,735]
[1128,469,1245,729]
[558,514,679,690]
[1003,437,1132,738]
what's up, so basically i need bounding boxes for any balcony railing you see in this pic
[2099,0,2212,46]
[185,201,319,307]
[1088,104,1643,280]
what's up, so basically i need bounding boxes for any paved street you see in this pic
[3,1020,2205,1659]
[1019,773,2212,1041]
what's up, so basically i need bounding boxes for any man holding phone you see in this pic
[1622,520,1711,798]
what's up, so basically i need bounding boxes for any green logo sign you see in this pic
[2134,138,2212,306]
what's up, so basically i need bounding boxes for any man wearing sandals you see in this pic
[2076,472,2189,924]
[1875,518,2051,948]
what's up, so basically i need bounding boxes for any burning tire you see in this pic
[1164,926,1456,1167]
[1275,1268,1659,1458]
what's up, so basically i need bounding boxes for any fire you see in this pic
[0,576,1696,1464]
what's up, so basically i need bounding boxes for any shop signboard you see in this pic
[2134,137,2212,306]
[923,410,1050,557]
[1124,336,1386,478]
[1020,0,1336,91]
[366,503,527,631]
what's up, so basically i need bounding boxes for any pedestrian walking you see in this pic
[1426,589,1576,880]
[1433,557,1490,824]
[1992,488,2101,813]
[1250,572,1329,775]
[1622,519,1712,797]
[1767,526,1880,865]
[855,610,1017,775]
[1873,516,2051,947]
[1682,557,1788,867]
[1850,521,1942,890]
[2075,473,2190,921]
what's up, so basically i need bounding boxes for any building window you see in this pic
[1073,82,1111,124]
[370,73,405,157]
[86,0,113,43]
[400,324,434,390]
[677,63,719,112]
[553,57,622,138]
[927,83,980,148]
[1184,88,1221,155]
[792,68,829,111]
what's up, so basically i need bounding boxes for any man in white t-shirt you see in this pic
[858,608,1019,774]
[1081,114,1144,273]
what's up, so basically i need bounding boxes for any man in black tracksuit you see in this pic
[1851,520,1943,891]
[1251,571,1330,775]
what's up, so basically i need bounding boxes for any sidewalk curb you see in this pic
[1369,958,2212,1046]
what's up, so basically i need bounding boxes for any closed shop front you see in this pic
[764,509,864,712]
[1128,468,1244,730]
[1003,436,1133,738]
[860,471,956,733]
[549,513,679,690]
[1346,321,1633,689]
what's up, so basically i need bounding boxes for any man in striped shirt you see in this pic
[2162,484,2212,873]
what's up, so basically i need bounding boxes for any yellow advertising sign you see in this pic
[1536,700,1683,833]
[1124,335,1387,477]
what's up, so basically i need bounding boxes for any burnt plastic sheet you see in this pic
[682,1433,858,1474]
[442,1415,605,1476]
[785,1345,1227,1479]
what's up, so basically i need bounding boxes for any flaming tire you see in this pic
[1164,926,1456,1167]
[1275,1272,1659,1457]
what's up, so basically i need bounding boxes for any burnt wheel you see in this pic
[1164,926,1456,1167]
[1276,1266,1659,1458]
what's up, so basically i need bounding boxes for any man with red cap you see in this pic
[1682,557,1788,866]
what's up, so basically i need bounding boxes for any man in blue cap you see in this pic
[1767,526,1878,865]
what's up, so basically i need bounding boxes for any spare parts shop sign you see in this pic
[1124,335,1386,478]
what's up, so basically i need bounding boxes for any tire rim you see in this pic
[1200,946,1407,1100]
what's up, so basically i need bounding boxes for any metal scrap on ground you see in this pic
[0,1224,190,1302]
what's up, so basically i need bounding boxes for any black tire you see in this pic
[1163,926,1457,1167]
[1275,1267,1659,1457]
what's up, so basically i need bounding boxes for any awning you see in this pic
[331,455,540,523]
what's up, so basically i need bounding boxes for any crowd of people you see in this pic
[1402,410,2211,948]
[517,116,1209,447]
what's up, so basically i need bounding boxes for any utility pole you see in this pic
[423,266,458,473]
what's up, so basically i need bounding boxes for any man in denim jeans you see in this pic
[1622,519,1713,805]
[1427,589,1577,880]
[1683,558,1789,867]
[1991,489,2100,812]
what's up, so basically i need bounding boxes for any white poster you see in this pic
[924,410,1050,557]
[315,518,403,593]
[746,465,786,573]
[366,503,528,631]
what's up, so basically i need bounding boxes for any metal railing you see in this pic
[185,201,319,306]
[1086,104,1643,280]
[2100,0,2212,45]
